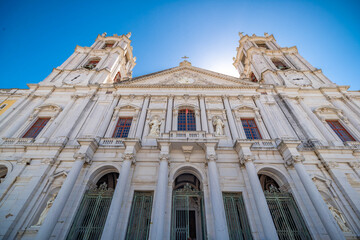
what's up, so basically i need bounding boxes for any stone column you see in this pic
[1,95,45,138]
[316,151,360,219]
[37,157,86,240]
[101,139,139,240]
[54,92,96,142]
[135,95,150,139]
[278,141,345,240]
[253,95,278,139]
[95,94,120,137]
[199,95,209,132]
[41,95,77,141]
[101,153,134,240]
[165,95,174,133]
[297,97,341,145]
[235,141,279,240]
[205,143,229,240]
[222,95,239,139]
[150,142,170,240]
[281,95,317,140]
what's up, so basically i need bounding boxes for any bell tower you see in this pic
[233,33,335,88]
[40,32,136,86]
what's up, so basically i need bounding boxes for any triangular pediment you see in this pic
[120,65,257,88]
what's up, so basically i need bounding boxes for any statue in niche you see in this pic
[149,116,161,136]
[34,193,57,226]
[213,117,224,135]
[327,202,351,232]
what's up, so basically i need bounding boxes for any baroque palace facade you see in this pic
[0,32,360,240]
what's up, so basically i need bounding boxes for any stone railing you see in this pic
[250,139,276,149]
[1,138,34,145]
[161,131,213,140]
[99,138,125,147]
[345,141,360,149]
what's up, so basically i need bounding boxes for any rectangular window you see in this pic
[223,192,253,240]
[113,118,132,138]
[241,119,262,140]
[256,42,269,49]
[326,120,355,142]
[125,191,153,240]
[23,118,50,138]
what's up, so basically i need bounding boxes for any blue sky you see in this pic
[0,0,359,90]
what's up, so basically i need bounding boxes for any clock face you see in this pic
[285,72,312,87]
[177,77,195,84]
[64,74,82,84]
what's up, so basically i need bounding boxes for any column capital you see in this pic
[252,94,260,100]
[206,153,217,162]
[285,155,305,167]
[122,153,136,164]
[239,154,254,165]
[73,152,91,164]
[159,153,170,161]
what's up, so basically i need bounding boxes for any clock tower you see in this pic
[40,32,136,86]
[233,32,335,88]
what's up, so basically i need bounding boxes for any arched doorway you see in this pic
[67,172,119,240]
[258,174,311,240]
[171,173,207,240]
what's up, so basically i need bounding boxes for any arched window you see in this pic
[67,172,119,239]
[271,58,289,70]
[84,58,100,70]
[250,72,258,82]
[178,109,196,131]
[113,72,121,83]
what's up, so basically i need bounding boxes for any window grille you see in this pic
[113,118,132,138]
[125,192,153,240]
[66,183,114,240]
[326,120,355,142]
[241,119,262,140]
[223,192,253,240]
[265,186,312,240]
[250,73,258,82]
[23,118,50,138]
[178,109,196,131]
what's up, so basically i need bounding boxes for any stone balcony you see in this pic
[99,138,125,147]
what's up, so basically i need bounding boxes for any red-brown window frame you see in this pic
[23,118,50,138]
[241,118,262,140]
[326,120,355,142]
[250,72,258,82]
[178,109,196,131]
[113,72,121,83]
[112,117,132,138]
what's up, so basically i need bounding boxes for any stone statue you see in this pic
[327,202,351,232]
[149,117,161,136]
[213,117,224,135]
[34,193,57,226]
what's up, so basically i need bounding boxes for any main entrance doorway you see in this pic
[171,173,207,240]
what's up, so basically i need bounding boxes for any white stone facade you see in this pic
[0,32,359,240]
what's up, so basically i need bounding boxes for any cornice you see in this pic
[124,65,254,86]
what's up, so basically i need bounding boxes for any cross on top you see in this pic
[182,56,189,60]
